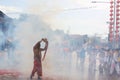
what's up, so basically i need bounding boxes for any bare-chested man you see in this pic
[30,38,48,80]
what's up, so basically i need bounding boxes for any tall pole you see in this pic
[115,0,120,48]
[109,0,115,48]
[113,0,116,48]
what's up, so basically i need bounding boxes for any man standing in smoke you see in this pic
[30,38,48,80]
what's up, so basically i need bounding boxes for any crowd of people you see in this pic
[73,45,120,77]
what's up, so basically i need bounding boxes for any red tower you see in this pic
[109,0,120,45]
[109,0,114,42]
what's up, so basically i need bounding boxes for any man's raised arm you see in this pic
[42,39,48,61]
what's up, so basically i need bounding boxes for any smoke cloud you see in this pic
[0,0,95,79]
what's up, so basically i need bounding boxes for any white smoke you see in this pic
[11,13,79,79]
[0,0,92,79]
[12,14,52,75]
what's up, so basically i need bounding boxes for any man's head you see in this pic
[42,38,47,42]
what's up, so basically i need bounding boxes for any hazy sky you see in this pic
[0,0,110,36]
